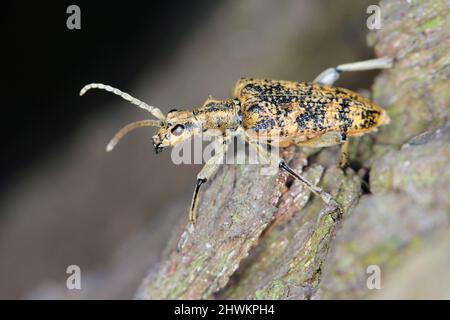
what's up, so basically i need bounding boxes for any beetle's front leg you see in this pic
[313,56,393,86]
[189,137,229,224]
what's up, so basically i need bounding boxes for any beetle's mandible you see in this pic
[80,56,393,224]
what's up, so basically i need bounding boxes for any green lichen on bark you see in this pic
[316,0,450,299]
[136,160,284,299]
[368,0,450,146]
[221,167,362,300]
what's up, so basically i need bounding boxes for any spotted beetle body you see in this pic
[233,78,389,147]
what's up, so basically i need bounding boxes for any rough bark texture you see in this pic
[137,0,450,299]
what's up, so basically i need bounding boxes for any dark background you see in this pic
[0,0,377,299]
[1,1,217,196]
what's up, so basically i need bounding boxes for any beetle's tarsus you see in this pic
[189,178,207,224]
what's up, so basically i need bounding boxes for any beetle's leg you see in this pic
[296,131,344,148]
[295,131,349,168]
[189,137,229,224]
[278,159,336,205]
[338,141,349,169]
[313,56,393,86]
[249,142,340,210]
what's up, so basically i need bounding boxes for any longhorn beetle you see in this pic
[80,56,392,223]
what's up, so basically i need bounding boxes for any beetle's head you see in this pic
[79,84,221,154]
[103,109,201,153]
[152,109,201,154]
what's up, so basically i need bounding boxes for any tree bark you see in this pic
[136,0,450,299]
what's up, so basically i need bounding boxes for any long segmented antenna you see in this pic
[80,83,166,121]
[106,119,162,152]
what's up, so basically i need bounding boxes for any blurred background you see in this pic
[1,0,380,299]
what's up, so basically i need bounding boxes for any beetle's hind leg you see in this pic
[250,142,341,213]
[189,137,229,224]
[313,56,393,86]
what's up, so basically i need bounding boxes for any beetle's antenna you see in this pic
[80,83,166,121]
[106,119,162,152]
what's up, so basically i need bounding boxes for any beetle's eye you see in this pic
[171,124,185,136]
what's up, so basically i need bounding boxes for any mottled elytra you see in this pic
[80,56,392,224]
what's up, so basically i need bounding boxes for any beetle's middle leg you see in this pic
[189,136,229,224]
[313,56,393,86]
[296,131,349,169]
[249,142,340,210]
[338,141,349,168]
